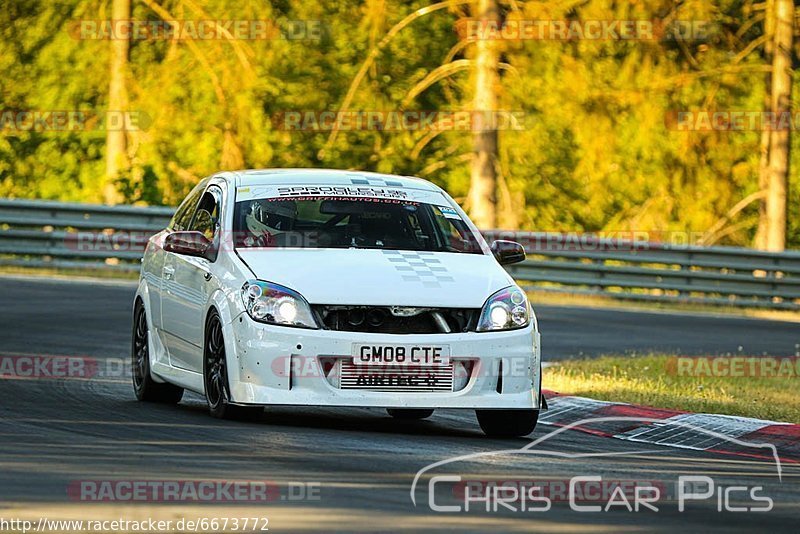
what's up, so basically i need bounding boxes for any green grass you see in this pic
[544,354,800,424]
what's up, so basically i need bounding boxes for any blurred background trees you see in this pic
[0,0,798,249]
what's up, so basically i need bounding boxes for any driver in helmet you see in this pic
[243,199,298,247]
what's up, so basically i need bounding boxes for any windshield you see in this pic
[233,196,483,254]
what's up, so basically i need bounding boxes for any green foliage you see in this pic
[0,0,797,247]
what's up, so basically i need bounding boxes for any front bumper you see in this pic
[225,313,542,409]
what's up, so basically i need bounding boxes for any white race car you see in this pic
[132,169,542,437]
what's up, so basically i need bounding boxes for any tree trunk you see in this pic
[104,0,131,205]
[467,0,500,229]
[220,122,245,170]
[754,0,774,250]
[758,0,793,251]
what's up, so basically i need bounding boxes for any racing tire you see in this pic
[131,301,184,404]
[475,409,539,438]
[386,409,434,420]
[204,311,262,421]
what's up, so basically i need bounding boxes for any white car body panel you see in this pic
[135,169,542,411]
[236,249,514,308]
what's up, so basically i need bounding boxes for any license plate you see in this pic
[352,344,450,366]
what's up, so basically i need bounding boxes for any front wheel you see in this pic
[476,409,538,438]
[386,409,434,420]
[204,311,262,420]
[131,301,184,404]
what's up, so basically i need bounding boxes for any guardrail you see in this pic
[0,199,172,273]
[2,198,799,310]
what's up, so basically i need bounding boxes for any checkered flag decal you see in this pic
[383,250,455,288]
[349,176,405,187]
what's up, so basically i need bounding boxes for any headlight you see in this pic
[476,286,530,332]
[241,280,318,329]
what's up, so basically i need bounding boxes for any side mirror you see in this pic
[490,240,526,266]
[164,231,213,260]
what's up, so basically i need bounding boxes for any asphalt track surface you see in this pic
[0,277,798,532]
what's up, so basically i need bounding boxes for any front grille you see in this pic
[339,361,454,392]
[313,305,478,334]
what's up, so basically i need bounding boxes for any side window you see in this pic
[170,182,206,231]
[188,186,222,242]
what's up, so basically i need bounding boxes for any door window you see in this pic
[188,186,222,242]
[170,181,207,231]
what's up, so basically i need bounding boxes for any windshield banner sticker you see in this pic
[237,184,444,204]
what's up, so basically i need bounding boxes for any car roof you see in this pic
[227,168,441,192]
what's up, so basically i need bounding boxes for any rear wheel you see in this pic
[386,409,434,420]
[131,301,184,404]
[204,311,262,420]
[476,409,538,438]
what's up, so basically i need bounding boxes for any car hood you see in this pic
[235,248,514,308]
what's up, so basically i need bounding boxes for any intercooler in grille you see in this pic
[338,361,454,392]
[313,305,478,334]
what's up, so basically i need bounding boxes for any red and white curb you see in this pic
[539,390,800,463]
